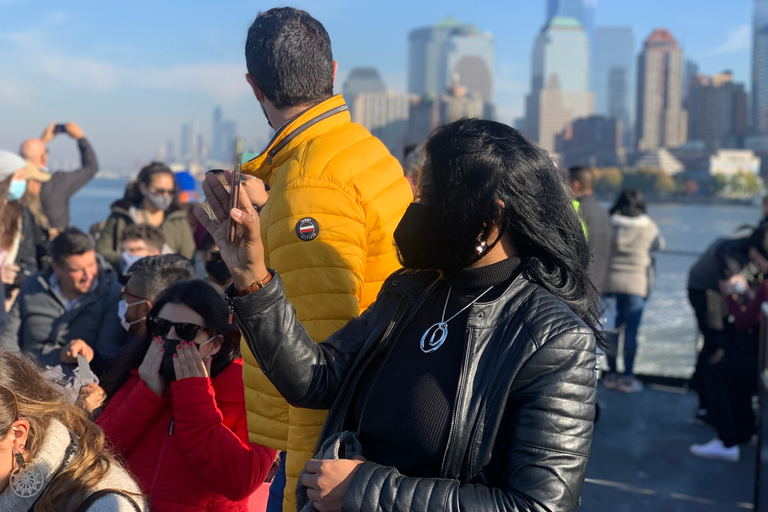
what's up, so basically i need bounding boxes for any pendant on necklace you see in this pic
[420,322,449,353]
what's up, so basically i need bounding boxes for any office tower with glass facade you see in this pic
[594,27,634,146]
[525,16,594,154]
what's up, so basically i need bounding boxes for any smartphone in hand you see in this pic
[228,163,241,243]
[54,124,67,134]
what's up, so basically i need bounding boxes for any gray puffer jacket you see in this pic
[230,266,597,512]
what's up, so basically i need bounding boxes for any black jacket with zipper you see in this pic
[230,266,597,512]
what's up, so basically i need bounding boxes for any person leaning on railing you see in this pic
[197,118,601,512]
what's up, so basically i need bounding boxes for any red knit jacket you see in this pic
[97,359,275,511]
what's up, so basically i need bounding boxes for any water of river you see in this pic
[69,179,764,377]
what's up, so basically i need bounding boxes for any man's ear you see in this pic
[246,73,265,102]
[332,61,338,86]
[141,300,153,317]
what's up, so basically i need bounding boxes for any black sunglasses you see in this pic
[147,316,213,342]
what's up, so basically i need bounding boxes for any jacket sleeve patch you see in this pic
[295,217,320,241]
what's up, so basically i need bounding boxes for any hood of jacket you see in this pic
[611,213,654,246]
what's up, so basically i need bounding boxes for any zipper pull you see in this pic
[228,304,234,325]
[169,419,174,436]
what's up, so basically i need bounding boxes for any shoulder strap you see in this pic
[74,489,142,512]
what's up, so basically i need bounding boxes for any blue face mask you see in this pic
[8,180,26,201]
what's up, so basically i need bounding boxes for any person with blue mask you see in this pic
[0,151,51,310]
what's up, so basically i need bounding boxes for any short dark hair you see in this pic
[568,166,594,191]
[609,188,646,217]
[245,7,334,109]
[121,224,165,252]
[51,228,94,265]
[201,233,217,252]
[125,255,196,302]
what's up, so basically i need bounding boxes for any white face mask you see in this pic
[118,298,147,332]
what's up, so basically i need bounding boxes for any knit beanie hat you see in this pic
[0,151,26,181]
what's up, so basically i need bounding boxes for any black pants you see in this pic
[689,288,728,409]
[700,330,758,447]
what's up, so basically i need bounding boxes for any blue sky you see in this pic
[0,0,756,171]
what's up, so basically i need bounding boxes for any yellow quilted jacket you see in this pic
[241,95,412,511]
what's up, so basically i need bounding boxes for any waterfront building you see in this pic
[634,148,684,175]
[687,71,747,150]
[636,29,687,151]
[524,16,594,154]
[556,115,622,169]
[709,149,761,176]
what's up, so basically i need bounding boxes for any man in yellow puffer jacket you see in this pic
[241,8,412,511]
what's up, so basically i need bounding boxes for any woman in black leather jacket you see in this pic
[197,119,601,512]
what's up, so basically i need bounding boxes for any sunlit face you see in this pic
[121,239,160,257]
[157,302,221,360]
[53,250,98,297]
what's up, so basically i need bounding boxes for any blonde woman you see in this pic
[0,351,146,511]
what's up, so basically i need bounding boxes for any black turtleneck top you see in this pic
[350,257,522,477]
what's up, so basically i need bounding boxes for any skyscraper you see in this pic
[524,16,594,154]
[343,68,386,98]
[546,0,595,47]
[593,27,635,147]
[753,0,768,133]
[212,106,223,161]
[635,29,687,151]
[408,17,494,104]
[687,71,747,149]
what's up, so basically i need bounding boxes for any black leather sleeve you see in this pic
[342,326,597,512]
[231,272,372,410]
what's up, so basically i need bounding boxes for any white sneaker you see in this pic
[689,438,740,462]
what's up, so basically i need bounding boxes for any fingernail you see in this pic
[181,340,187,346]
[159,347,164,352]
[231,209,243,219]
[173,354,177,358]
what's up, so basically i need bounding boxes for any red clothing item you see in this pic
[97,359,275,512]
[725,281,768,331]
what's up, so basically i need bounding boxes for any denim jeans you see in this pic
[605,293,646,376]
[266,452,286,512]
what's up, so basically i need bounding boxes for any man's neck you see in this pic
[575,190,594,199]
[265,103,315,131]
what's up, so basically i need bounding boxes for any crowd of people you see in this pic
[0,4,763,512]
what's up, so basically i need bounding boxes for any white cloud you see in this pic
[707,25,751,56]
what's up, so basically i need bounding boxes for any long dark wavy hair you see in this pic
[423,119,602,340]
[102,280,241,397]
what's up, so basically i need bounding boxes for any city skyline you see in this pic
[0,0,757,171]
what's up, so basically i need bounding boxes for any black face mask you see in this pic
[205,258,232,285]
[160,335,186,384]
[394,203,488,273]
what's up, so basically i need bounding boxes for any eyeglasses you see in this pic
[119,287,149,303]
[146,316,213,342]
[148,187,175,197]
[0,384,20,421]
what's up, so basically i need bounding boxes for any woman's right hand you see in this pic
[194,171,268,290]
[138,337,165,397]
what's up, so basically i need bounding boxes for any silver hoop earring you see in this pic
[10,451,44,498]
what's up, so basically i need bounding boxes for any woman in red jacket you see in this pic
[97,279,276,511]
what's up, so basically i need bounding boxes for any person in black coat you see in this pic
[198,119,601,512]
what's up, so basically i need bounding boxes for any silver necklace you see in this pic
[420,285,493,354]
